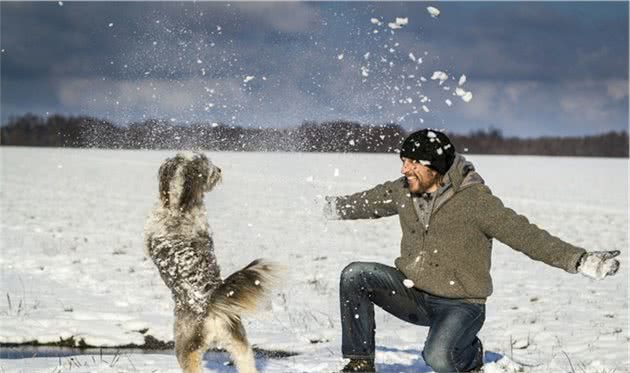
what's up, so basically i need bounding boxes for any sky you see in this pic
[1,1,628,137]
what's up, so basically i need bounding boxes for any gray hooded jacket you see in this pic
[328,154,585,303]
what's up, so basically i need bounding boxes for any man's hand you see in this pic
[322,196,339,220]
[578,250,621,280]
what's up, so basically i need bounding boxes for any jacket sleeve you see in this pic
[474,186,586,273]
[326,179,402,220]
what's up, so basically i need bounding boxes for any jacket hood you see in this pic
[431,154,484,212]
[442,153,484,192]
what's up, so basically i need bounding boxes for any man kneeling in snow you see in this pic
[324,129,620,373]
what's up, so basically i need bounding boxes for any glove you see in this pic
[577,250,621,280]
[322,196,339,220]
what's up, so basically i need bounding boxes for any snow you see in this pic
[455,87,473,102]
[430,71,449,85]
[394,17,408,26]
[0,148,628,373]
[427,6,441,18]
[387,17,408,30]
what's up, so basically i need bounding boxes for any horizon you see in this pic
[1,2,628,137]
[3,112,629,141]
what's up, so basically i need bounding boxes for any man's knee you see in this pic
[423,346,454,373]
[340,261,369,284]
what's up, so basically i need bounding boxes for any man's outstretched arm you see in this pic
[474,186,620,279]
[324,178,403,220]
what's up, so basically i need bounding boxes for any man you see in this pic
[324,129,620,373]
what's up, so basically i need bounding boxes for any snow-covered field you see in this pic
[1,147,628,372]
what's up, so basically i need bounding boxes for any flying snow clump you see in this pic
[427,6,440,18]
[431,71,449,85]
[455,87,473,102]
[388,17,408,30]
[395,17,408,26]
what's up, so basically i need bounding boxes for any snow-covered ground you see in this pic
[1,148,628,372]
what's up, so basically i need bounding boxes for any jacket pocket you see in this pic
[452,270,474,297]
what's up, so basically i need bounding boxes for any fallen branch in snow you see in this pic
[563,350,577,373]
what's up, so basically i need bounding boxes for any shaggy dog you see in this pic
[144,152,277,373]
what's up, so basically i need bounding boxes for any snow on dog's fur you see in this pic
[144,152,279,373]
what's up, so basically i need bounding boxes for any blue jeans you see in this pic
[340,262,485,372]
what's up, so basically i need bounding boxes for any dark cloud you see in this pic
[1,1,627,136]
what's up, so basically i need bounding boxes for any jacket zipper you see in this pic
[410,193,433,272]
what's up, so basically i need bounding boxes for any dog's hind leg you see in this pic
[222,318,257,373]
[175,315,206,373]
[176,349,204,373]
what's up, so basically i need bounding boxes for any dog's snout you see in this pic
[217,167,222,173]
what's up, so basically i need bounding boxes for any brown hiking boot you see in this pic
[340,358,375,372]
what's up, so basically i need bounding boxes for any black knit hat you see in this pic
[400,129,456,175]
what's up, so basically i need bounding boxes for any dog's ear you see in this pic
[178,154,209,212]
[158,156,182,208]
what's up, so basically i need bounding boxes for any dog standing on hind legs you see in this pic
[144,152,279,373]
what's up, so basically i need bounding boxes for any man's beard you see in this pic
[407,173,440,194]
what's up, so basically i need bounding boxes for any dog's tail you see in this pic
[209,259,280,322]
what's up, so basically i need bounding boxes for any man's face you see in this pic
[401,157,440,193]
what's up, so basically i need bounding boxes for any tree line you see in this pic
[1,113,628,157]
